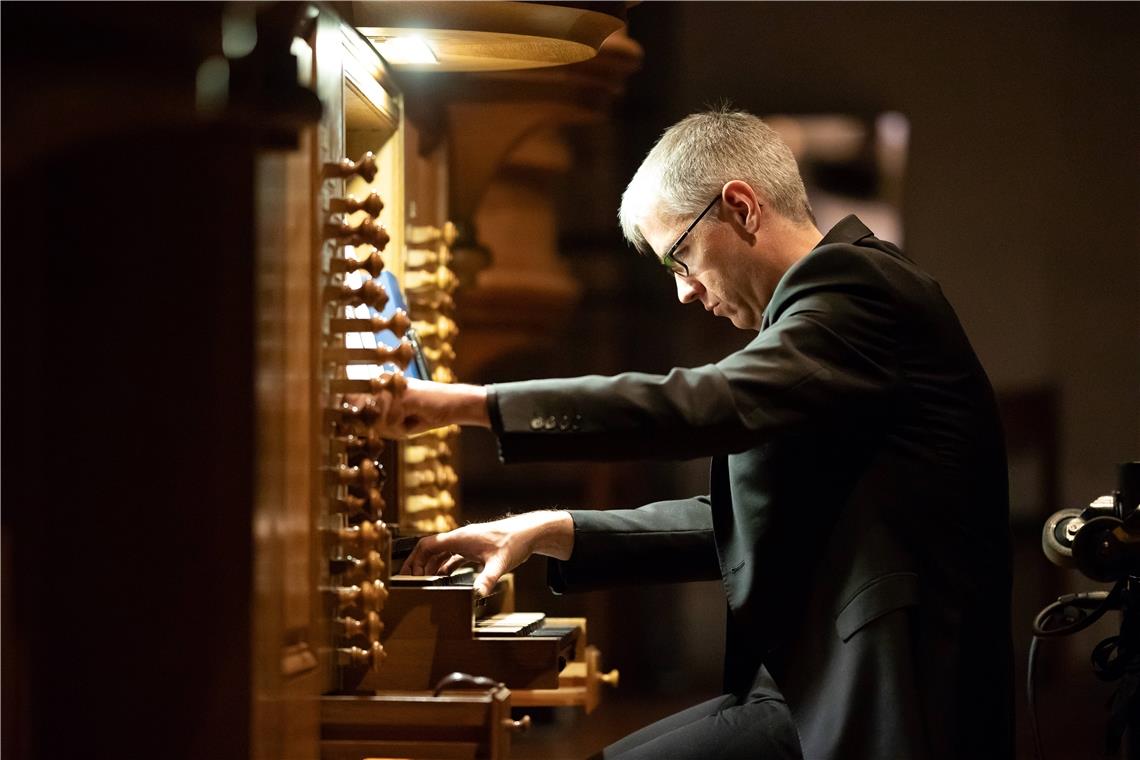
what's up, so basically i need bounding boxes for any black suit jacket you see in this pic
[487,216,1013,759]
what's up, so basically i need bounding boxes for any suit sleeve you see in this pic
[491,245,902,462]
[547,495,720,593]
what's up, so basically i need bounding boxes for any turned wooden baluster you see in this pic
[329,369,408,395]
[324,279,389,310]
[421,343,456,364]
[323,151,378,182]
[404,266,457,294]
[329,192,384,217]
[407,291,455,311]
[325,340,414,368]
[324,218,390,250]
[405,441,452,465]
[404,463,459,490]
[406,220,458,249]
[405,247,451,271]
[404,490,456,514]
[411,315,458,341]
[330,251,385,278]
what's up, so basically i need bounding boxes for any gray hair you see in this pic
[619,108,814,255]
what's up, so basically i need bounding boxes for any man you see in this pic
[367,110,1013,759]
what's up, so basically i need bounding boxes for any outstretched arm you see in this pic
[349,377,491,438]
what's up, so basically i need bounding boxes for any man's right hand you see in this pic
[347,377,492,439]
[400,511,575,597]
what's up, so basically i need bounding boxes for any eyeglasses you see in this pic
[659,195,720,277]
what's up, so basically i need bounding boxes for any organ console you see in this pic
[4,4,634,759]
[249,6,626,758]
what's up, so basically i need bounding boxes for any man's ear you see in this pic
[721,180,762,234]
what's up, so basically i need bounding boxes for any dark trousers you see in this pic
[593,668,804,760]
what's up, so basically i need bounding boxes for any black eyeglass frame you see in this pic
[660,194,720,277]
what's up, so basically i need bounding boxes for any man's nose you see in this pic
[675,273,701,304]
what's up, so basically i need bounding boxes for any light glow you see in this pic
[373,35,438,66]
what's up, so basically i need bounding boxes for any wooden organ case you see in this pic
[254,6,631,759]
[2,4,635,759]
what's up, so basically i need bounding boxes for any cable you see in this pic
[1032,583,1121,638]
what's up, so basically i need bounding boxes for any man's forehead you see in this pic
[635,208,677,258]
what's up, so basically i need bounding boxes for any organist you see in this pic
[361,109,1013,760]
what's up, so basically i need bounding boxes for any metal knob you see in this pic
[324,279,389,310]
[599,669,620,687]
[323,152,378,182]
[330,251,385,278]
[329,192,384,217]
[324,218,390,250]
[336,640,386,669]
[329,309,411,337]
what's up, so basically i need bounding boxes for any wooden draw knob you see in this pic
[329,192,384,217]
[405,266,457,294]
[422,343,456,364]
[324,279,389,310]
[412,315,458,340]
[330,251,385,278]
[407,220,458,248]
[336,640,385,669]
[323,151,378,182]
[325,341,414,368]
[326,459,382,486]
[329,370,408,394]
[324,218,391,250]
[329,309,411,337]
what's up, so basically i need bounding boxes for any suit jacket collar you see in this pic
[817,214,874,247]
[760,215,874,330]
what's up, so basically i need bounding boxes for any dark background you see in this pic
[458,3,1140,758]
